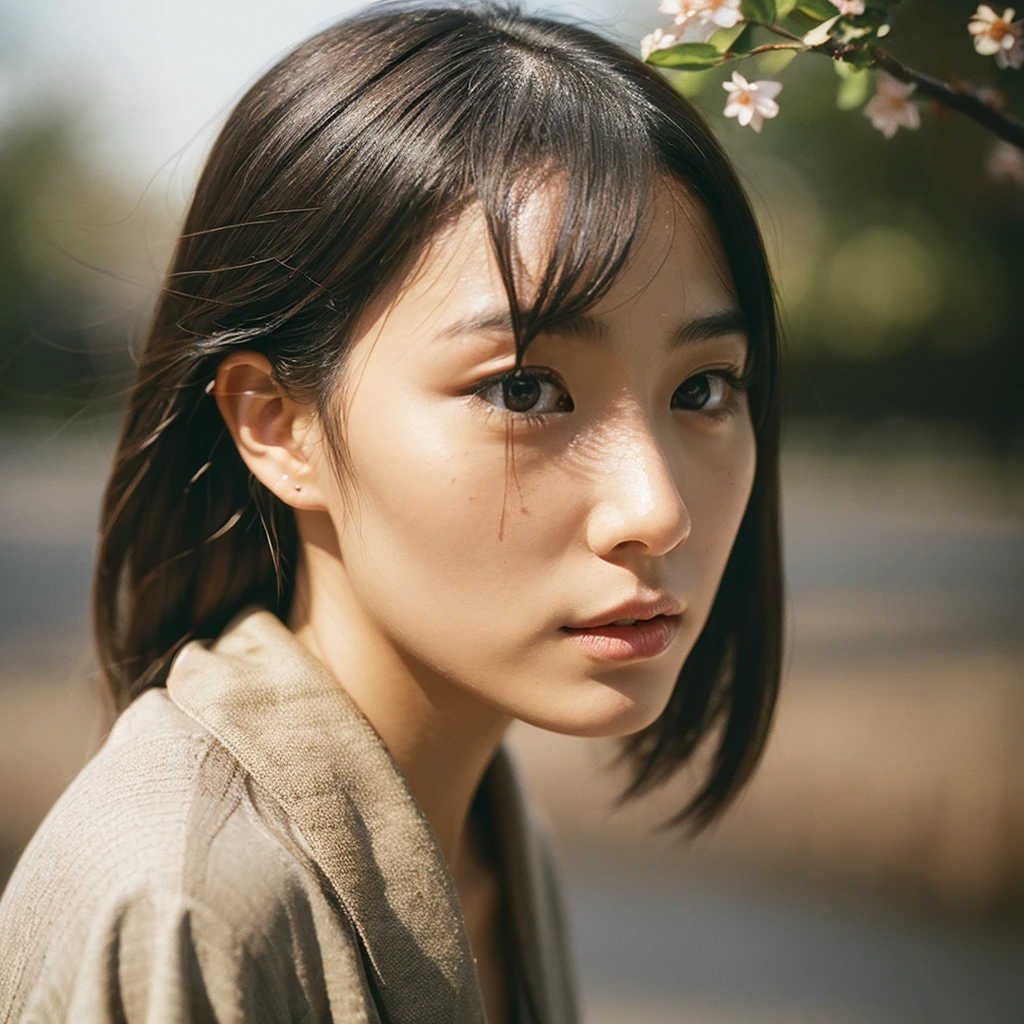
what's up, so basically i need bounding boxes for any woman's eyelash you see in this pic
[469,364,756,422]
[469,368,570,423]
[709,365,757,394]
[669,365,756,420]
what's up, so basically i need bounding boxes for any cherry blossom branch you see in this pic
[733,42,805,55]
[756,21,1024,148]
[864,49,1024,147]
[645,1,1024,167]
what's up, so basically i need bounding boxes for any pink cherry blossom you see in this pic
[967,5,1023,61]
[641,26,680,59]
[986,140,1024,184]
[658,0,744,44]
[722,71,783,132]
[863,70,920,139]
[995,22,1024,67]
[834,0,866,15]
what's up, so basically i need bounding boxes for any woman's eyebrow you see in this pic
[435,307,748,349]
[666,308,748,348]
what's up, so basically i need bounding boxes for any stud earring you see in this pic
[281,473,301,493]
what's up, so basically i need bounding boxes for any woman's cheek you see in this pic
[686,423,757,610]
[339,394,531,614]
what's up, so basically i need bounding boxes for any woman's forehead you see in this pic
[399,176,733,318]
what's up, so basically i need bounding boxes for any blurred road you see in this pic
[567,847,1024,1024]
[1,418,1022,1022]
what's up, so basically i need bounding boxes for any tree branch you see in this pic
[759,21,1024,149]
[867,47,1024,149]
[736,42,805,56]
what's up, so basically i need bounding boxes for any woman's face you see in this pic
[307,179,756,738]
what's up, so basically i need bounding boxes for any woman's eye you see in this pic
[473,369,574,418]
[672,372,730,413]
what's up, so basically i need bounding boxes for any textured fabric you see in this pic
[0,605,580,1023]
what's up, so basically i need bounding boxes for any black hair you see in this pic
[93,0,782,832]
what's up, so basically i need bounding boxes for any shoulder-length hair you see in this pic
[93,0,782,833]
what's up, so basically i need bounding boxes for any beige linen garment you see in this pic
[0,605,580,1023]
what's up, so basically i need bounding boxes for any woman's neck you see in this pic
[286,527,513,887]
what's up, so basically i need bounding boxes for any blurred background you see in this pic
[1,0,1022,1020]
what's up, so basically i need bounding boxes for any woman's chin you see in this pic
[514,684,669,739]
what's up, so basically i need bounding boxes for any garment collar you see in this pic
[164,604,561,1023]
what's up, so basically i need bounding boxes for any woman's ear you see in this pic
[211,352,329,512]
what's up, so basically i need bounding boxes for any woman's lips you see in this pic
[560,614,681,660]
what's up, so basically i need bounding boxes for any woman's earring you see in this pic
[281,473,301,493]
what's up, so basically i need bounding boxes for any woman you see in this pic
[0,1,782,1021]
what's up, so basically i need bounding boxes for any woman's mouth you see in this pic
[560,614,681,660]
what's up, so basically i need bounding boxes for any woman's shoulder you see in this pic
[0,687,366,1023]
[0,686,282,902]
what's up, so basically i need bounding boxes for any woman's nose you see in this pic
[584,418,691,559]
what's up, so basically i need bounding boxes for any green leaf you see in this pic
[757,47,799,74]
[775,0,799,16]
[720,23,760,55]
[835,65,871,109]
[802,12,840,44]
[646,42,726,69]
[740,0,778,24]
[795,0,840,19]
[781,8,824,34]
[708,22,748,53]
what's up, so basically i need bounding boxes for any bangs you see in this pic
[461,44,658,364]
[304,4,666,372]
